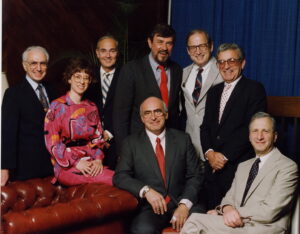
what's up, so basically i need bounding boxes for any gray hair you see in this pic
[216,43,244,60]
[96,35,119,49]
[22,46,49,62]
[139,96,168,116]
[249,112,276,132]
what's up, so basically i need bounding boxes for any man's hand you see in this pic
[1,169,9,186]
[206,151,227,171]
[144,188,167,215]
[222,205,244,228]
[170,203,189,231]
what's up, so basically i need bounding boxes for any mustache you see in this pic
[159,50,169,55]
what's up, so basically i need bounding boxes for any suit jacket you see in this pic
[113,55,183,154]
[113,128,203,205]
[1,79,56,180]
[182,57,223,160]
[221,148,298,233]
[200,76,267,207]
[84,66,120,169]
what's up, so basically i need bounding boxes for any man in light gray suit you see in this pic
[182,29,222,161]
[181,112,298,234]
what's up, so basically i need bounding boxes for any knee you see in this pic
[130,223,159,234]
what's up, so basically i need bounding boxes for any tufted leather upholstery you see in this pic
[1,177,138,234]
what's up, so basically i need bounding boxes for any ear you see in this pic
[68,79,71,84]
[147,38,152,49]
[210,42,214,52]
[22,62,27,71]
[165,112,168,120]
[95,49,100,59]
[274,132,278,143]
[241,59,246,69]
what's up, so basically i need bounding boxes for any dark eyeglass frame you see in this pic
[143,109,165,118]
[187,43,210,53]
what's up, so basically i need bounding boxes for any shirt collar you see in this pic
[26,75,40,90]
[145,128,166,141]
[192,56,214,72]
[100,66,115,77]
[224,75,242,87]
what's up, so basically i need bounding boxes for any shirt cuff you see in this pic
[139,185,148,198]
[204,149,214,160]
[179,199,193,210]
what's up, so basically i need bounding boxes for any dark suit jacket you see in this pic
[200,76,267,207]
[113,128,203,205]
[84,67,120,169]
[1,79,56,180]
[113,55,183,154]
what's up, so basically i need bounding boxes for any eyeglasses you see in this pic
[26,61,48,69]
[98,48,118,54]
[187,43,210,53]
[142,109,165,118]
[73,74,91,83]
[217,58,242,68]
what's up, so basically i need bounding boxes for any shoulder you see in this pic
[183,63,193,72]
[168,59,182,71]
[49,95,67,109]
[275,151,298,171]
[167,128,190,140]
[240,77,265,89]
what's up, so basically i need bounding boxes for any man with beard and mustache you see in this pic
[113,23,183,155]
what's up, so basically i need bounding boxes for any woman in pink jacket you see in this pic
[44,58,114,186]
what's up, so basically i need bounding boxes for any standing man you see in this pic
[113,23,183,154]
[85,35,120,169]
[113,97,204,233]
[1,46,56,185]
[200,43,267,209]
[182,29,222,161]
[181,112,298,233]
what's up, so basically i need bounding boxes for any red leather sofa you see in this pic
[1,177,138,234]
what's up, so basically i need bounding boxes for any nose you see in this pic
[160,42,167,51]
[36,63,42,71]
[224,61,230,69]
[257,131,264,140]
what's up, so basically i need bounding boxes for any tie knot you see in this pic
[104,73,110,78]
[156,137,161,144]
[158,65,166,71]
[254,158,261,164]
[198,68,203,73]
[37,84,43,91]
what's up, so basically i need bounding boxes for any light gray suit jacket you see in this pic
[221,148,298,233]
[182,57,222,160]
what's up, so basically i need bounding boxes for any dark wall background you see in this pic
[2,0,168,92]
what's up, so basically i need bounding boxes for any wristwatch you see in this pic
[142,185,150,197]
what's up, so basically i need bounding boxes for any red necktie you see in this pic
[158,65,168,106]
[156,137,170,203]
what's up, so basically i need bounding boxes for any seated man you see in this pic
[113,97,204,233]
[181,112,299,234]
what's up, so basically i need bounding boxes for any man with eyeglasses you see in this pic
[114,96,205,233]
[85,35,120,170]
[113,23,183,159]
[1,46,57,185]
[182,29,223,162]
[200,43,267,209]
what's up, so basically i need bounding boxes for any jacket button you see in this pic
[217,136,220,140]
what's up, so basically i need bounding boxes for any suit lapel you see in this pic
[23,79,46,113]
[143,57,161,97]
[243,149,281,204]
[105,68,119,108]
[182,65,194,105]
[165,129,177,188]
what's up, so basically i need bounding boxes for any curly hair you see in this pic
[63,57,94,84]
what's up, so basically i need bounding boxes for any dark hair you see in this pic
[148,23,176,42]
[63,57,94,84]
[185,29,212,46]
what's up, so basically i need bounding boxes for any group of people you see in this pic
[1,23,298,234]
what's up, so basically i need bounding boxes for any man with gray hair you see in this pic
[1,46,56,185]
[181,112,298,233]
[200,43,267,209]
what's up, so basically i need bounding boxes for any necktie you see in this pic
[158,65,168,106]
[37,84,49,111]
[240,158,261,207]
[155,137,170,203]
[192,68,203,106]
[219,83,232,122]
[102,73,110,105]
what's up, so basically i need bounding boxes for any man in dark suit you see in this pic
[113,97,204,233]
[113,23,183,155]
[200,43,267,209]
[1,46,56,185]
[85,35,120,169]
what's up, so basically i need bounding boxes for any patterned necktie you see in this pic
[158,65,169,106]
[37,84,49,111]
[219,83,232,122]
[240,158,261,207]
[155,137,170,203]
[102,73,110,105]
[192,68,203,106]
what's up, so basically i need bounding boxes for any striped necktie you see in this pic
[102,73,110,105]
[192,68,203,106]
[37,84,49,111]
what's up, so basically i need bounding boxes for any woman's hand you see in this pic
[89,159,103,176]
[75,160,93,177]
